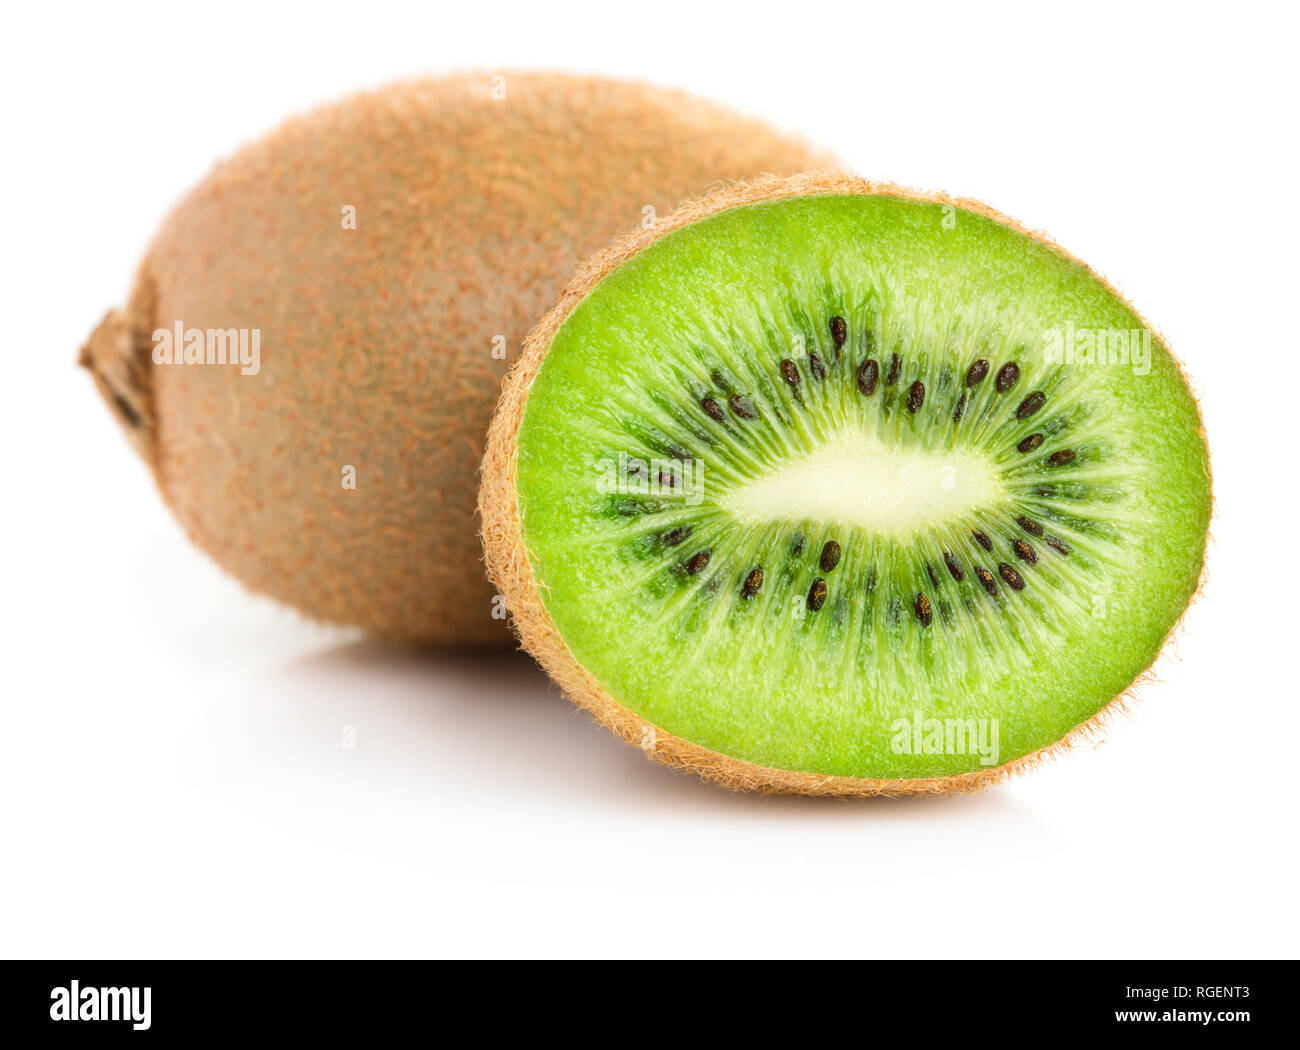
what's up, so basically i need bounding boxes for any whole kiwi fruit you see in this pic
[480,173,1211,795]
[80,73,837,643]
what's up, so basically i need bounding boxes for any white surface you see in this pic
[3,1,1296,959]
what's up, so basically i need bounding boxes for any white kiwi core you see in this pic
[718,429,1007,536]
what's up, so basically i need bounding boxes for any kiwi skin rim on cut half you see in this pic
[479,172,1211,798]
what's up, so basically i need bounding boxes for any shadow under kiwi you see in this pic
[282,638,1032,822]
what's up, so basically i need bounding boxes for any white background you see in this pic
[3,1,1296,958]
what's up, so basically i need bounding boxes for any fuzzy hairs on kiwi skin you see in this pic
[79,73,839,645]
[479,172,1212,798]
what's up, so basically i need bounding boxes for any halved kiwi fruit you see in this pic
[480,173,1211,795]
[79,74,836,644]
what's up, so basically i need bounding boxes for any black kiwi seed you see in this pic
[1016,516,1044,536]
[1012,539,1037,564]
[886,353,901,385]
[857,358,879,396]
[729,394,757,420]
[701,396,725,422]
[953,393,967,423]
[741,566,764,599]
[662,525,692,547]
[779,358,800,391]
[943,551,964,581]
[686,549,711,575]
[819,540,841,573]
[829,315,847,348]
[997,563,1026,590]
[1045,535,1071,556]
[907,380,925,413]
[966,359,989,387]
[975,566,998,596]
[1017,433,1045,453]
[973,529,993,552]
[925,562,940,588]
[808,352,826,381]
[791,535,806,558]
[657,468,675,489]
[1047,448,1077,467]
[710,368,734,393]
[1016,391,1046,419]
[808,578,827,611]
[995,362,1021,393]
[915,592,933,627]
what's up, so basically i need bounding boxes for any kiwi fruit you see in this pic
[79,73,836,644]
[480,173,1211,795]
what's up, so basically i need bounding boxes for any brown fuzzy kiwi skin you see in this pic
[479,171,1211,798]
[79,73,838,645]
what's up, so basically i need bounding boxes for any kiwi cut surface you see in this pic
[480,174,1211,795]
[79,74,836,644]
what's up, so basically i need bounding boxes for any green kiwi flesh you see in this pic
[509,190,1210,783]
